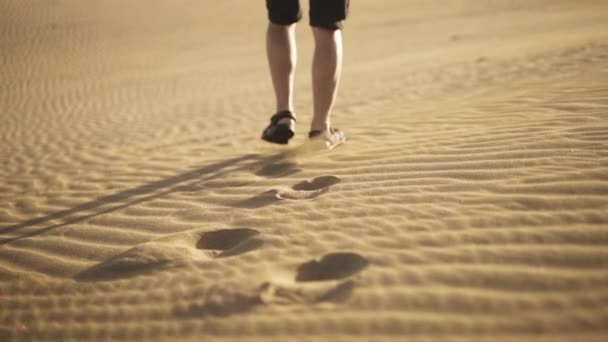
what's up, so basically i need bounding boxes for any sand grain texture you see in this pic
[1,0,608,341]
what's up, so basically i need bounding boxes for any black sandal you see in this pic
[261,110,296,145]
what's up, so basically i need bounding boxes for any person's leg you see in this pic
[264,0,301,129]
[310,27,343,133]
[266,22,297,126]
[309,0,348,134]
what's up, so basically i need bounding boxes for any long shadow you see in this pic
[0,152,295,246]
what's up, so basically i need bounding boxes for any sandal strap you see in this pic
[308,128,340,139]
[308,130,322,138]
[270,110,296,125]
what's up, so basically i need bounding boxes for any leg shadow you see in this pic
[1,151,297,245]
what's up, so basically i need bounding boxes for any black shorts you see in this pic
[266,0,349,30]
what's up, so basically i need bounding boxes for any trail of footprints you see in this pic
[77,175,367,311]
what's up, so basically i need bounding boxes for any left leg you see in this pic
[266,22,297,116]
[262,0,302,144]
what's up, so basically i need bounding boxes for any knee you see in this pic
[312,26,341,41]
[268,22,295,34]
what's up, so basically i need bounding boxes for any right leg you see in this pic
[266,22,297,118]
[265,0,301,128]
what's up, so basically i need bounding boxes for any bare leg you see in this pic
[266,23,297,126]
[311,27,343,133]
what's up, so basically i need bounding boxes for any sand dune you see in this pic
[1,0,608,341]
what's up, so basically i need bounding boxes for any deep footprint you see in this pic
[197,228,263,258]
[276,187,329,200]
[292,175,341,191]
[259,252,368,304]
[75,244,182,282]
[76,228,262,281]
[296,252,369,282]
[277,175,341,201]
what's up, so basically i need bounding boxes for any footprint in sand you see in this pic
[260,252,368,304]
[235,175,341,208]
[197,228,264,258]
[76,228,263,281]
[277,175,341,200]
[295,252,369,282]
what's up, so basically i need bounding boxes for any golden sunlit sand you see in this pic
[1,0,608,341]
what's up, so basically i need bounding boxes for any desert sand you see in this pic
[1,0,608,341]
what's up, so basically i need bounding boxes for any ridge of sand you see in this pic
[1,0,608,341]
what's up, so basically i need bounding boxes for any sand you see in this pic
[1,0,608,341]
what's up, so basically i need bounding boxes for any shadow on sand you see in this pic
[0,152,298,246]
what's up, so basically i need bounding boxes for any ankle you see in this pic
[276,106,294,113]
[275,110,296,126]
[310,123,330,133]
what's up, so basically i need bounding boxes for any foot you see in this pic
[261,111,297,145]
[278,117,296,131]
[308,128,345,149]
